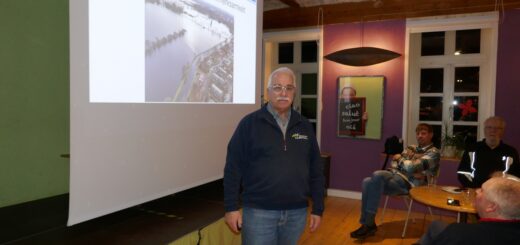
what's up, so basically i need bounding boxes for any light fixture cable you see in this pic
[361,17,365,47]
[495,0,506,23]
[317,7,324,45]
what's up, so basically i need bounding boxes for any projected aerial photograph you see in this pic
[145,0,234,102]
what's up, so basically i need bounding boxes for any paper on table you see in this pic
[441,186,467,194]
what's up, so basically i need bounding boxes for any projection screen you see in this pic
[69,0,261,225]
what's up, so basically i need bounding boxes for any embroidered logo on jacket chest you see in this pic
[291,133,308,140]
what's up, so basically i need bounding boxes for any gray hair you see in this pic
[267,67,296,89]
[484,176,520,219]
[485,116,506,128]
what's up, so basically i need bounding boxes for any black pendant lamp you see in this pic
[324,21,401,66]
[324,47,401,66]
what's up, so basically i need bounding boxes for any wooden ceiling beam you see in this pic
[279,0,301,8]
[264,0,520,30]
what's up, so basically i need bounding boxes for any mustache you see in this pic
[276,96,290,101]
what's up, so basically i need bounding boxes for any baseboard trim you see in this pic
[327,189,361,200]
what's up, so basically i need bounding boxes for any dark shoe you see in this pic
[350,224,377,239]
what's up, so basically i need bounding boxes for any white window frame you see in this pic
[403,12,499,146]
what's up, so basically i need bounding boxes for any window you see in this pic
[406,13,498,154]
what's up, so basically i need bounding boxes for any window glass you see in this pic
[432,125,442,149]
[419,97,443,121]
[301,73,317,95]
[301,98,317,119]
[301,41,317,63]
[454,67,479,92]
[453,125,478,148]
[278,42,294,64]
[421,32,445,56]
[453,96,478,122]
[456,29,481,54]
[420,68,444,93]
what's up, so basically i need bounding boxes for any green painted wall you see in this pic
[0,0,69,207]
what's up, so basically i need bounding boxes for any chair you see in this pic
[379,169,439,238]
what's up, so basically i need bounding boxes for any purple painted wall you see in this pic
[321,10,520,193]
[321,20,406,191]
[496,9,520,151]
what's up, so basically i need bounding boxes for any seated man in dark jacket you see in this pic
[416,175,520,245]
[457,116,520,188]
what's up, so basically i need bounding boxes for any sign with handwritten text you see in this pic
[337,76,384,139]
[338,97,366,136]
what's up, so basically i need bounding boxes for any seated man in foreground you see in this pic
[350,123,440,239]
[416,175,520,245]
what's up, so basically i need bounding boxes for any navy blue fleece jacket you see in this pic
[224,105,325,215]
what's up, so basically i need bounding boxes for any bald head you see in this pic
[480,177,520,219]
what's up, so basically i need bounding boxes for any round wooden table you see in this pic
[410,185,477,217]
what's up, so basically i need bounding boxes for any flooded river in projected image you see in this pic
[145,0,233,102]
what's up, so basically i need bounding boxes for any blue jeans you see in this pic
[360,170,410,225]
[242,207,307,245]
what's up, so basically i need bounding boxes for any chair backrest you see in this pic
[384,136,403,155]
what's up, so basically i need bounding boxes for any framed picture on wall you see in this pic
[337,76,385,139]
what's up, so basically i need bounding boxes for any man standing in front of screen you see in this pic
[224,67,325,245]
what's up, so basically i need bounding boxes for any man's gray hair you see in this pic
[267,67,296,89]
[485,176,520,219]
[485,116,506,128]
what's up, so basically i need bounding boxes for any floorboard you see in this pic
[299,196,457,245]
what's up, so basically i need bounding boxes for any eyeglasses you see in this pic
[270,85,295,93]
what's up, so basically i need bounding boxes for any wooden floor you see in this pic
[299,196,457,245]
[2,182,459,245]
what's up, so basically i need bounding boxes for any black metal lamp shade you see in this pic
[324,47,401,66]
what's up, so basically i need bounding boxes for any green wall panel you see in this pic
[0,0,69,207]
